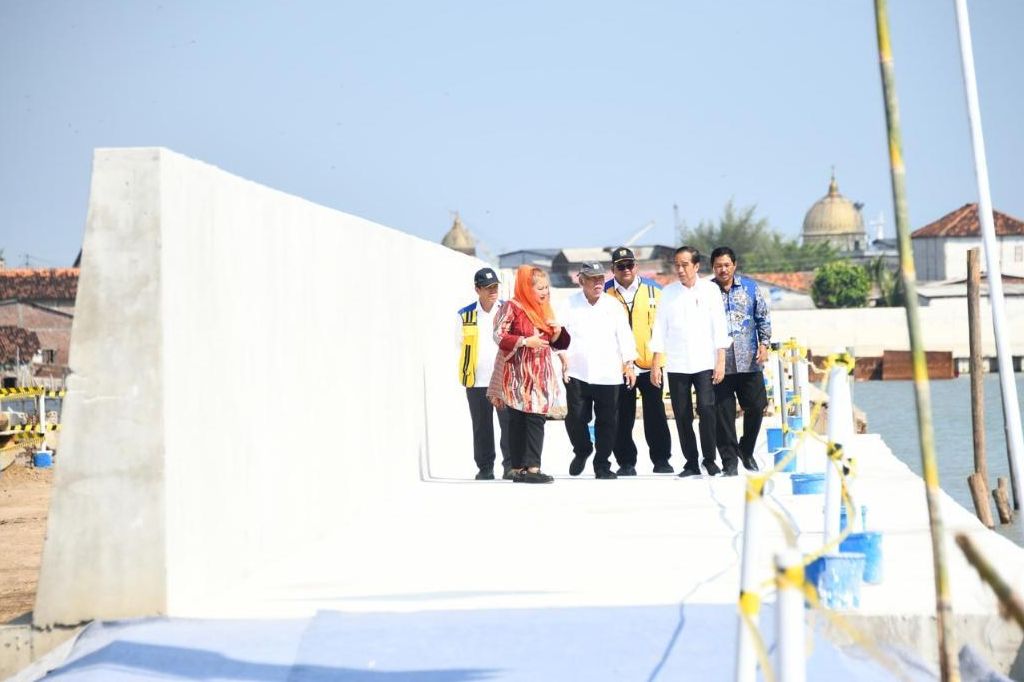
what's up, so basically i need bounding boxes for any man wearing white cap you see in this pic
[558,261,637,479]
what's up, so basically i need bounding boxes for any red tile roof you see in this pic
[911,204,1024,238]
[748,272,815,294]
[0,268,79,302]
[0,325,41,364]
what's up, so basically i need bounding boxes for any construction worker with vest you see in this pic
[603,247,674,475]
[458,267,512,480]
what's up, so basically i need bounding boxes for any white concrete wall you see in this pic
[34,148,481,625]
[773,300,1024,358]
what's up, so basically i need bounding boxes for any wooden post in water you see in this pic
[873,2,959,679]
[994,477,1013,525]
[967,249,994,527]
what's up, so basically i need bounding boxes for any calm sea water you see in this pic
[852,373,1024,546]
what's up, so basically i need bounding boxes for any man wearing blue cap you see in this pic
[457,267,511,480]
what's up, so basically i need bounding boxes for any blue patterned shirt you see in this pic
[715,273,772,374]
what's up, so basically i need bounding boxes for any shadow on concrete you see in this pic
[49,641,498,681]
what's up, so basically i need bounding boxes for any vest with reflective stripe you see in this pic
[458,303,480,387]
[605,278,661,369]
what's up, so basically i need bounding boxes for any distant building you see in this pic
[911,204,1024,281]
[0,325,41,387]
[745,272,816,311]
[440,213,476,257]
[0,267,78,386]
[802,173,868,253]
[498,249,560,270]
[550,245,675,287]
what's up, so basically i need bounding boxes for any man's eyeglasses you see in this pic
[614,260,636,271]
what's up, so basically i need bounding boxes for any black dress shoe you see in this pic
[740,455,759,472]
[722,468,739,477]
[617,465,637,476]
[652,463,675,474]
[678,468,701,478]
[475,470,495,480]
[703,461,722,476]
[517,470,554,483]
[595,469,618,479]
[502,469,516,480]
[569,454,588,477]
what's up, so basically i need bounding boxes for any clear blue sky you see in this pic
[2,1,1022,267]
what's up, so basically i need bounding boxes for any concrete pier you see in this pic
[24,149,1024,679]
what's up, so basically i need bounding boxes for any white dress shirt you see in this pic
[649,277,731,374]
[558,292,638,385]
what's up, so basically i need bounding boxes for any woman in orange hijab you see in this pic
[487,266,570,483]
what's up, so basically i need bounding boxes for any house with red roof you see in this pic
[0,267,78,386]
[911,204,1024,281]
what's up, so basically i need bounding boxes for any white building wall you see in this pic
[916,235,1024,281]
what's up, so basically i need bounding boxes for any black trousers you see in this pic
[564,378,619,473]
[667,370,718,472]
[507,407,546,470]
[714,371,768,468]
[466,387,511,473]
[613,371,672,468]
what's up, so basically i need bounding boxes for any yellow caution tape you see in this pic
[738,590,761,616]
[3,423,61,435]
[0,387,66,400]
[777,564,804,590]
[745,475,767,502]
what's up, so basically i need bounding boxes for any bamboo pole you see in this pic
[872,3,958,679]
[955,533,1024,630]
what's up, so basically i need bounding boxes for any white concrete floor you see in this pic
[188,419,1024,626]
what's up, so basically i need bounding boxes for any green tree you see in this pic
[678,201,836,272]
[812,261,871,308]
[680,200,773,265]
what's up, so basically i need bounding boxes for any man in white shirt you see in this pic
[457,267,511,480]
[650,247,732,478]
[558,261,638,479]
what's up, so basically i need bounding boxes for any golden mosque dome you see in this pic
[802,173,867,251]
[441,212,476,256]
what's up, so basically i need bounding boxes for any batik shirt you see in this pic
[717,273,771,374]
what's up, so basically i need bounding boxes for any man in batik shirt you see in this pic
[710,246,772,475]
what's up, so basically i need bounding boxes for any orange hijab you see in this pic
[513,265,555,335]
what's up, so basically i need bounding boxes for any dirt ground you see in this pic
[0,455,53,624]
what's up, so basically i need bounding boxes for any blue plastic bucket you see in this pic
[767,427,784,452]
[839,505,869,532]
[788,415,803,433]
[774,448,796,472]
[805,552,865,609]
[840,531,884,584]
[790,472,825,495]
[33,451,53,468]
